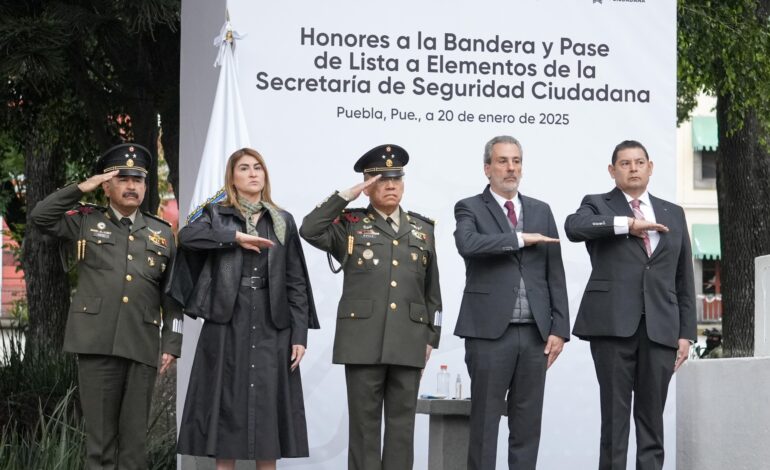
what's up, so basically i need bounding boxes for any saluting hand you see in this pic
[235,232,275,253]
[342,174,382,201]
[77,170,119,193]
[290,345,305,371]
[628,217,669,238]
[522,233,560,246]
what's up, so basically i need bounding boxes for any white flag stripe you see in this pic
[185,21,251,224]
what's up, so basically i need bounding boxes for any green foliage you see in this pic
[0,387,85,470]
[678,0,770,135]
[0,329,177,468]
[7,300,28,323]
[0,328,78,430]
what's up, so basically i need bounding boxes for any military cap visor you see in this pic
[354,144,409,178]
[96,143,152,178]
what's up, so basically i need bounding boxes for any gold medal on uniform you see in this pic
[97,222,106,230]
[148,256,155,267]
[422,255,428,266]
[357,258,363,266]
[161,263,166,272]
[373,259,379,265]
[411,252,418,261]
[362,248,374,260]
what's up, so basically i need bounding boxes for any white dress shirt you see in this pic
[613,191,660,253]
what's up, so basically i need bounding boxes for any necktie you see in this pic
[120,217,132,228]
[386,216,398,234]
[504,200,518,228]
[630,199,652,257]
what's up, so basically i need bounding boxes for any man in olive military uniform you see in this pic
[300,144,442,470]
[30,143,183,470]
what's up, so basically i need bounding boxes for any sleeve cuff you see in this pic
[516,232,524,248]
[614,216,629,235]
[338,189,354,202]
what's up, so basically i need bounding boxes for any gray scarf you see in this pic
[237,197,285,245]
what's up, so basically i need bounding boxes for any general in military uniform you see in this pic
[300,144,442,470]
[30,143,183,470]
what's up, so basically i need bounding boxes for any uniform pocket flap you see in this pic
[409,303,430,324]
[337,299,373,319]
[143,307,161,327]
[146,239,170,257]
[409,234,427,248]
[71,296,102,314]
[86,231,115,245]
[669,292,679,304]
[354,238,384,246]
[586,280,610,292]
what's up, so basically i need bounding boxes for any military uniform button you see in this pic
[420,317,424,322]
[126,274,132,281]
[392,260,399,266]
[127,254,133,260]
[128,235,134,241]
[157,251,162,256]
[391,280,397,287]
[366,242,371,247]
[393,240,399,246]
[350,313,355,318]
[97,240,102,244]
[390,303,397,310]
[153,320,158,325]
[122,296,129,303]
[82,307,87,311]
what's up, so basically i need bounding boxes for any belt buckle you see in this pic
[249,276,261,289]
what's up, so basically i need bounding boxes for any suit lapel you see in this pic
[518,194,538,263]
[131,212,147,234]
[396,208,411,239]
[482,186,510,234]
[519,194,533,233]
[606,187,634,218]
[606,187,647,257]
[648,195,670,260]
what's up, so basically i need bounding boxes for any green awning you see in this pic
[692,116,718,152]
[692,224,721,260]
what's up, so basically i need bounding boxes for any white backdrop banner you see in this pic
[180,1,677,468]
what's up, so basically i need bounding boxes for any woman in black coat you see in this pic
[172,148,318,470]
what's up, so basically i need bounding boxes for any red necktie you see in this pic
[630,199,652,257]
[504,200,518,228]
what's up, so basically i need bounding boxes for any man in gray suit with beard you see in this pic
[565,140,696,470]
[454,135,570,470]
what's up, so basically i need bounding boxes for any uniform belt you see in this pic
[240,276,268,289]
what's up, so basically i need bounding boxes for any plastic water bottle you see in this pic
[455,373,463,399]
[437,364,450,398]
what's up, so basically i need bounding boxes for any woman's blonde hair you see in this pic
[222,148,278,211]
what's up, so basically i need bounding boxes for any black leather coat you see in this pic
[166,203,318,346]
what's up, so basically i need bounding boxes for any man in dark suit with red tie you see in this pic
[454,135,570,469]
[564,140,696,470]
